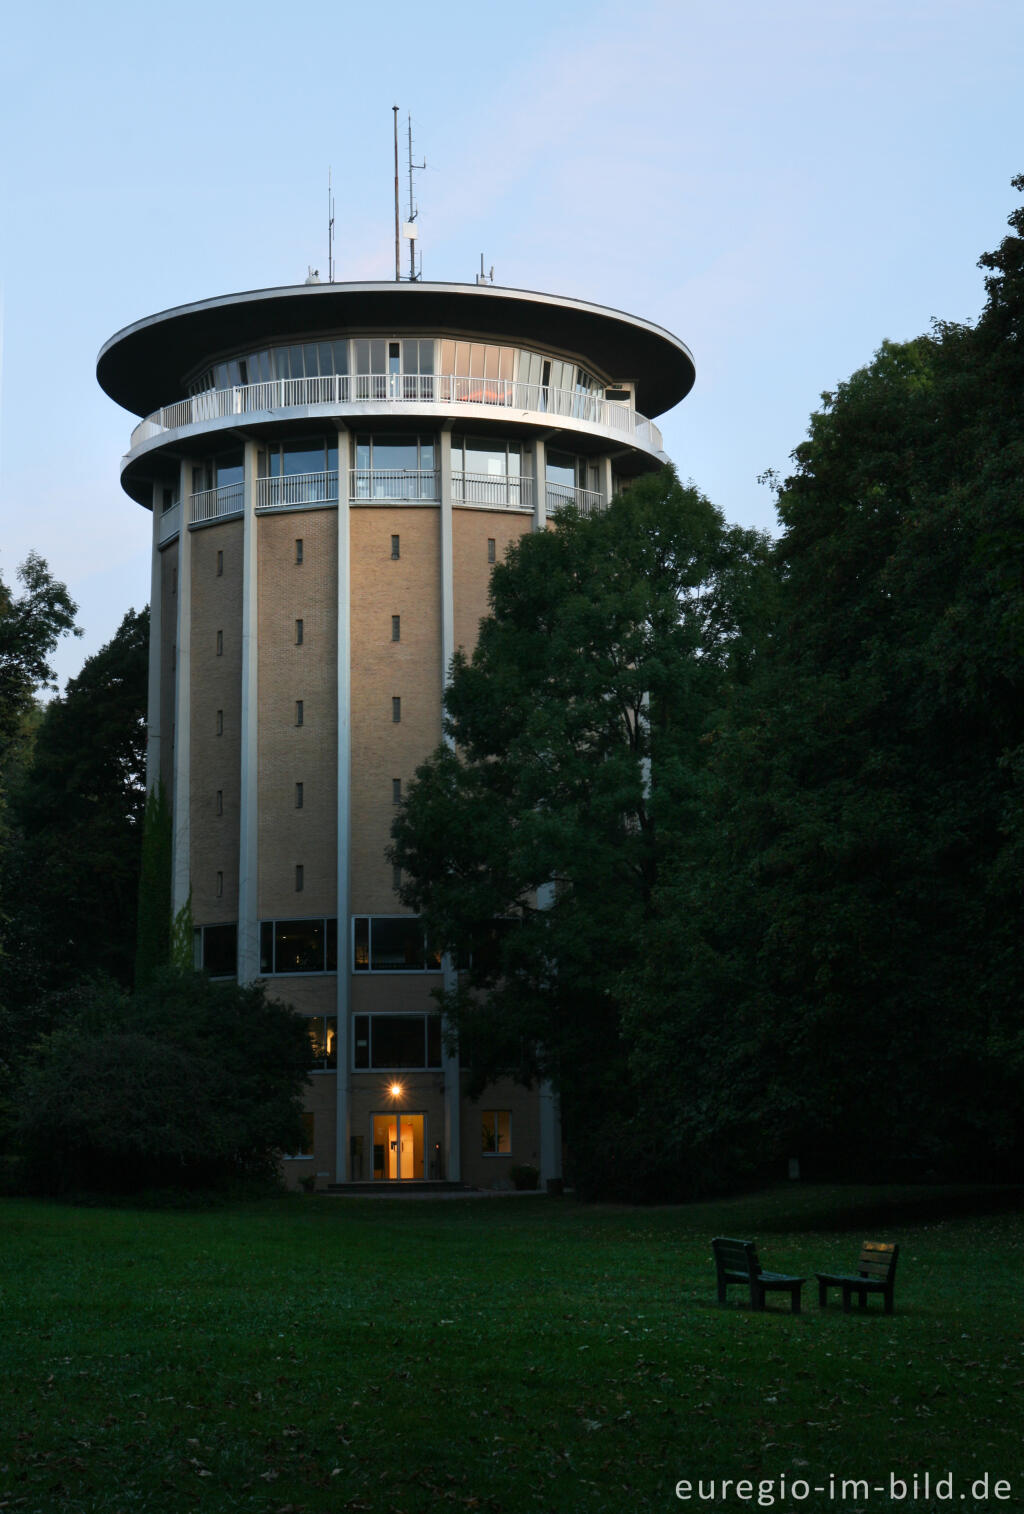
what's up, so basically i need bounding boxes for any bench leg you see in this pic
[818,1281,828,1308]
[842,1285,852,1314]
[884,1290,894,1316]
[791,1285,802,1315]
[751,1283,765,1311]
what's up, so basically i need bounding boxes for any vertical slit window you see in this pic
[391,534,400,559]
[295,700,304,727]
[216,789,223,816]
[216,709,224,736]
[295,538,304,564]
[216,550,224,577]
[392,778,402,805]
[295,781,304,809]
[487,538,496,563]
[216,629,223,656]
[391,614,400,642]
[393,864,402,892]
[295,618,304,645]
[392,696,401,723]
[216,871,224,898]
[295,864,304,892]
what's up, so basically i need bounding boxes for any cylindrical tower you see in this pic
[98,281,695,1189]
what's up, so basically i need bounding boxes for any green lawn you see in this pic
[1,1186,1022,1513]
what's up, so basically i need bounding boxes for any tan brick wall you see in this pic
[452,507,532,657]
[257,508,338,919]
[350,506,442,913]
[189,521,243,924]
[460,1077,542,1189]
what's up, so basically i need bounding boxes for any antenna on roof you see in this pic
[393,106,401,281]
[403,113,425,281]
[476,254,495,286]
[327,167,335,284]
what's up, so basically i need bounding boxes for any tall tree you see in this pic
[628,178,1024,1187]
[1,609,148,1016]
[390,472,771,1196]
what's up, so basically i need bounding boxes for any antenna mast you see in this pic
[327,167,335,283]
[405,113,425,281]
[393,106,401,281]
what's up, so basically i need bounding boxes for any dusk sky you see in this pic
[1,0,1021,688]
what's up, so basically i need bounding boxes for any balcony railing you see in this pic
[256,471,338,510]
[190,481,244,525]
[158,500,181,543]
[350,468,439,502]
[129,374,663,454]
[452,471,534,510]
[546,483,605,518]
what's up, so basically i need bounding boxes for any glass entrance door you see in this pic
[371,1113,425,1180]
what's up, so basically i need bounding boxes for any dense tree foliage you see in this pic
[0,553,79,774]
[14,969,311,1193]
[628,178,1024,1188]
[0,608,147,1024]
[390,473,772,1195]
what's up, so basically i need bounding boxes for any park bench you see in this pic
[711,1236,806,1313]
[815,1241,899,1314]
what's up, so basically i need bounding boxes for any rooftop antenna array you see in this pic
[328,167,335,283]
[476,254,495,286]
[393,106,425,281]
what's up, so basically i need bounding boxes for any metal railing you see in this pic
[158,500,182,543]
[256,471,339,510]
[451,471,534,510]
[189,481,244,525]
[545,483,606,518]
[129,374,663,454]
[350,468,439,501]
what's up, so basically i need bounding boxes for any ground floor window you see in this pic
[352,916,441,972]
[481,1110,511,1155]
[353,1014,442,1069]
[306,1015,337,1069]
[284,1111,315,1159]
[194,922,237,977]
[260,918,337,974]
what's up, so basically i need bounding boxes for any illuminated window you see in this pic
[306,1015,338,1070]
[481,1111,511,1155]
[259,918,338,975]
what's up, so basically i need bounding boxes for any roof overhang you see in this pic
[97,281,695,420]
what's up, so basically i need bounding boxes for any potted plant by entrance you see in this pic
[510,1163,540,1191]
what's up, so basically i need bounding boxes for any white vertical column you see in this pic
[171,460,191,917]
[237,441,260,983]
[533,436,547,533]
[146,484,164,793]
[600,456,614,509]
[438,423,460,1181]
[335,427,352,1183]
[539,1081,563,1188]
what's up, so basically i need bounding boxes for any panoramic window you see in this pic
[354,434,437,499]
[481,1111,511,1155]
[258,437,338,478]
[259,918,338,975]
[451,436,523,506]
[352,1013,443,1069]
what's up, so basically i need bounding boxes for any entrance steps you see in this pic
[324,1179,467,1195]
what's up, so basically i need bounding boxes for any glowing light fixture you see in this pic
[389,1082,404,1099]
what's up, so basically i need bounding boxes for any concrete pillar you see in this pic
[534,436,547,532]
[438,422,461,1180]
[146,483,164,793]
[600,456,614,509]
[237,440,260,983]
[335,426,352,1182]
[171,459,191,917]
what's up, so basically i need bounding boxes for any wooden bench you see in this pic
[816,1242,899,1314]
[711,1236,805,1313]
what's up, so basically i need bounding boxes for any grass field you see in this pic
[1,1185,1022,1514]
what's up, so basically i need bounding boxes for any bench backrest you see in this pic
[712,1236,760,1278]
[857,1241,899,1281]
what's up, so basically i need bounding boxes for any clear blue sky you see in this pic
[1,0,1021,689]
